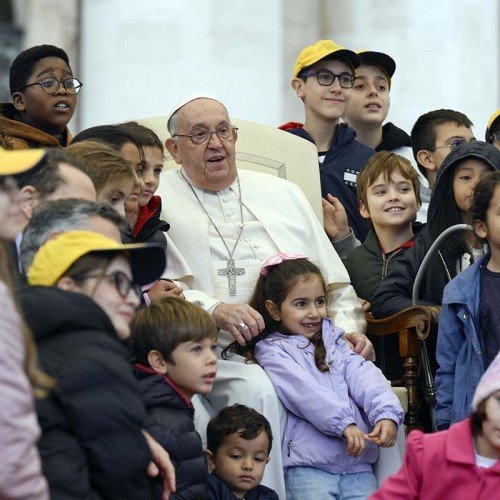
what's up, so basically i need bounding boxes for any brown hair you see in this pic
[130,296,217,365]
[471,398,488,438]
[66,140,135,195]
[224,258,330,372]
[356,151,421,210]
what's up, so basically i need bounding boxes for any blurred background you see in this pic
[1,0,499,139]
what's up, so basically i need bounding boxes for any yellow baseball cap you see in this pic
[486,109,500,142]
[292,40,361,78]
[0,147,46,177]
[28,230,166,287]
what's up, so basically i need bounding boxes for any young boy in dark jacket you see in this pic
[130,296,218,499]
[206,405,278,500]
[1,44,81,149]
[343,151,422,382]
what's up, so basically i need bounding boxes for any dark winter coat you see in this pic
[20,285,156,500]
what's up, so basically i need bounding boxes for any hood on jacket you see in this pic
[427,140,500,228]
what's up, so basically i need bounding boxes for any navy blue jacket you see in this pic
[283,122,374,241]
[207,473,278,500]
[134,364,208,499]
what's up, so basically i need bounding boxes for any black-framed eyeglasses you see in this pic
[173,125,238,145]
[17,77,83,95]
[76,270,142,299]
[430,138,475,151]
[299,69,355,88]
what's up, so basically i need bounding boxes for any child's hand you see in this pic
[366,419,397,447]
[342,424,367,457]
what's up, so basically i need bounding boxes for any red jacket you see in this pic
[371,419,500,499]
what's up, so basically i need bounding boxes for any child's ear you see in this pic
[359,201,371,220]
[12,91,26,111]
[204,449,216,472]
[147,350,168,374]
[474,219,487,239]
[265,300,280,321]
[56,276,77,292]
[165,138,182,165]
[291,78,306,98]
[416,149,438,174]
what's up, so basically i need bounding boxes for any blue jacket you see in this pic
[284,123,374,241]
[435,255,488,430]
[254,319,403,475]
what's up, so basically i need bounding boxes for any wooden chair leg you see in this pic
[402,355,421,432]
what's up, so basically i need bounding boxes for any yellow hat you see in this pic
[486,109,500,142]
[0,147,46,177]
[292,40,361,78]
[28,230,166,287]
[357,50,396,83]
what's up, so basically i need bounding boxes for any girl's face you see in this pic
[477,391,500,459]
[0,178,26,241]
[62,255,140,340]
[97,178,134,218]
[474,184,500,260]
[139,146,163,207]
[266,274,327,338]
[452,159,492,215]
[120,142,146,220]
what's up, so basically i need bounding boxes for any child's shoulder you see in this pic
[246,484,280,500]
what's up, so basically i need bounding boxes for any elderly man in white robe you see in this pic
[160,94,371,498]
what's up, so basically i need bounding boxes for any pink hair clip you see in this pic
[260,252,308,276]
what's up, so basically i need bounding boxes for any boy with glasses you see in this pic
[410,109,475,189]
[485,109,500,151]
[281,39,375,241]
[0,44,82,149]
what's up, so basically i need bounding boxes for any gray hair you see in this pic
[20,199,126,272]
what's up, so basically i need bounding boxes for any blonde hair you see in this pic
[66,140,135,195]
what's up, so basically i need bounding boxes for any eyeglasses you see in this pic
[173,125,238,146]
[430,138,475,151]
[77,270,142,299]
[490,131,500,144]
[299,69,355,88]
[17,77,83,95]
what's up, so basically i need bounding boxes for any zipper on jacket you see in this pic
[287,439,292,457]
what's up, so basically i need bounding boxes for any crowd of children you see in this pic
[1,38,500,500]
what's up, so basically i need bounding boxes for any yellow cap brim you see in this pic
[0,148,47,177]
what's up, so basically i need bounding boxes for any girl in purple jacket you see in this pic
[226,253,403,500]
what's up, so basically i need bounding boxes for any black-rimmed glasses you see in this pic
[76,270,142,299]
[17,77,83,95]
[430,138,475,151]
[173,125,238,145]
[299,69,355,88]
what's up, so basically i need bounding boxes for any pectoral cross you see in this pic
[218,258,245,296]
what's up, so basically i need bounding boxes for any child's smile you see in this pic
[268,275,328,339]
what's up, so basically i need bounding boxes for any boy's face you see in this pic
[418,122,475,188]
[207,430,270,498]
[360,171,419,230]
[12,56,77,134]
[343,64,390,128]
[478,391,500,459]
[165,337,217,400]
[452,159,491,214]
[292,58,353,125]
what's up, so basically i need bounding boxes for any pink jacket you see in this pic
[371,418,500,499]
[0,281,49,499]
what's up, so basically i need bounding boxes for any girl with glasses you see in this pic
[22,230,169,498]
